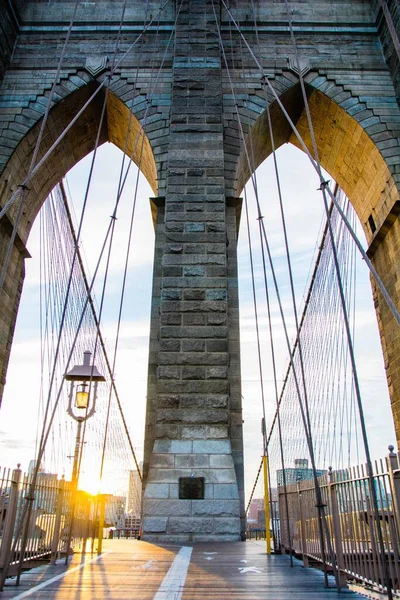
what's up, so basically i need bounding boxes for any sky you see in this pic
[0,141,396,501]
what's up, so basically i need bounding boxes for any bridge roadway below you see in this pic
[0,540,366,599]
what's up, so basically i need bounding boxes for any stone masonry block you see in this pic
[192,500,240,517]
[214,518,241,534]
[193,439,231,454]
[150,454,175,468]
[175,454,210,468]
[143,499,191,517]
[181,425,207,438]
[142,517,168,533]
[144,483,170,499]
[214,484,240,499]
[169,517,214,534]
[210,455,235,468]
[182,339,205,352]
[154,440,193,453]
[207,425,229,438]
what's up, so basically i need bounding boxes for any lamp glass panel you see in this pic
[75,390,89,409]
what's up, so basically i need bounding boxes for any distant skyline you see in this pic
[0,142,395,500]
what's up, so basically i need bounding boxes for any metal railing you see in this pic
[0,465,104,588]
[278,449,400,596]
[246,528,267,541]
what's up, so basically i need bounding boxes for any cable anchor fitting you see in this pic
[318,180,331,191]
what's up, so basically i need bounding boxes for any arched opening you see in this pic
[0,84,158,244]
[0,85,158,405]
[238,144,395,503]
[236,83,400,445]
[236,84,398,246]
[0,142,155,475]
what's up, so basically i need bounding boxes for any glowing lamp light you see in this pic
[64,351,105,421]
[75,385,89,409]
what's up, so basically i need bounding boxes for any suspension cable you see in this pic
[282,3,394,593]
[60,181,142,478]
[0,0,80,293]
[245,457,263,514]
[219,0,400,328]
[213,4,340,582]
[6,0,156,581]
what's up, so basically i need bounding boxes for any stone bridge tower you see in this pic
[0,0,399,542]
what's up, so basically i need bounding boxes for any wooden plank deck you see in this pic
[0,540,367,599]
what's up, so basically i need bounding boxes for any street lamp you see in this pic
[63,351,105,560]
[65,350,105,487]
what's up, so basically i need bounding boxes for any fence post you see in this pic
[328,467,347,588]
[82,495,91,555]
[50,477,65,564]
[0,465,22,589]
[387,445,400,530]
[297,479,309,567]
[97,494,107,555]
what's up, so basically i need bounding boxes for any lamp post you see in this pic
[64,351,105,559]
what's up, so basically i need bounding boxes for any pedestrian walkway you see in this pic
[0,540,367,599]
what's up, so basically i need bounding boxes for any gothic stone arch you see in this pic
[234,77,400,447]
[0,0,399,542]
[0,83,157,405]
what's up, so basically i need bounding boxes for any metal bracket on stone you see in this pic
[84,56,108,79]
[288,57,310,78]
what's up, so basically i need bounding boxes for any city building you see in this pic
[276,458,326,487]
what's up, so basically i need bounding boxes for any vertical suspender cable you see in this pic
[282,3,393,595]
[246,3,293,559]
[60,182,142,477]
[243,186,272,554]
[0,0,80,293]
[219,0,400,329]
[214,2,336,581]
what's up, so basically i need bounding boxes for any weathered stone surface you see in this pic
[211,455,236,469]
[207,425,229,438]
[192,500,240,517]
[192,440,232,454]
[181,425,207,439]
[214,484,240,499]
[175,454,210,468]
[143,499,191,517]
[214,518,241,534]
[150,454,175,468]
[169,517,214,534]
[153,440,193,454]
[143,484,169,499]
[142,517,168,533]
